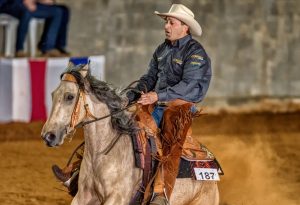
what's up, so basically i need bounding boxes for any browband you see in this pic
[62,74,77,83]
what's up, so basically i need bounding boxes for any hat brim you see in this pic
[154,11,202,36]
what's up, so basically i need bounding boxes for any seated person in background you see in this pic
[0,0,70,57]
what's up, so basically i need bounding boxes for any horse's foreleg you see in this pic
[101,193,127,205]
[70,194,80,205]
[71,191,101,205]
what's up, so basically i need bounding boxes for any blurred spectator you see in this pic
[0,0,70,57]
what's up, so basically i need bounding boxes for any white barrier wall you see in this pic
[0,56,105,122]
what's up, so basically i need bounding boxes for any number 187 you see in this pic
[198,172,214,180]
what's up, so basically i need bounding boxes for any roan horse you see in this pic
[41,63,219,205]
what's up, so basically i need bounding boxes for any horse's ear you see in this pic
[67,61,75,68]
[79,64,89,78]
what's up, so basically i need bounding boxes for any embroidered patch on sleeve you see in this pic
[191,55,204,60]
[173,58,183,65]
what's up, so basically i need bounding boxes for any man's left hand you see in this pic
[37,0,55,5]
[137,92,158,105]
[23,0,37,11]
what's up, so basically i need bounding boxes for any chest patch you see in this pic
[173,58,183,65]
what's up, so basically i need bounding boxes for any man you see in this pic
[52,4,211,205]
[0,0,69,57]
[127,3,210,122]
[126,4,211,205]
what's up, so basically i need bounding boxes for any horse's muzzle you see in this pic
[42,132,57,147]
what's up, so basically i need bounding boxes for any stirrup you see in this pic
[150,191,169,205]
[63,170,79,188]
[150,195,169,205]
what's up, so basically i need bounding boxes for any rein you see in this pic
[75,103,136,129]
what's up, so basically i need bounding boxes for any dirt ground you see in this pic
[0,112,299,205]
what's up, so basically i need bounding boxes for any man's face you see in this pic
[164,17,189,43]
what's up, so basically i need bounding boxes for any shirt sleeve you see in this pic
[136,54,159,93]
[126,51,159,103]
[157,48,212,103]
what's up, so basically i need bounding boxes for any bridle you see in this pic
[60,73,137,154]
[61,73,97,135]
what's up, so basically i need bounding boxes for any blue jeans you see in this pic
[152,106,166,127]
[38,4,69,52]
[0,2,69,52]
[152,105,197,127]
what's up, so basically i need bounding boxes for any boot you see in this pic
[41,49,66,57]
[52,159,82,183]
[15,50,29,58]
[52,164,71,182]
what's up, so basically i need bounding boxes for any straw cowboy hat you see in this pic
[154,4,202,36]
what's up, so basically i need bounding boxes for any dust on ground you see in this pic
[0,112,299,205]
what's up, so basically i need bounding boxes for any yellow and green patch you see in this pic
[173,58,183,65]
[191,55,204,60]
[190,61,201,65]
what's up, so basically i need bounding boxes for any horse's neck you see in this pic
[83,119,119,160]
[81,96,118,159]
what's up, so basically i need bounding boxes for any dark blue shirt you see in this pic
[128,34,212,103]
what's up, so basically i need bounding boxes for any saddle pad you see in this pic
[177,158,224,178]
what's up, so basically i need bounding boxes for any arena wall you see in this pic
[3,0,300,106]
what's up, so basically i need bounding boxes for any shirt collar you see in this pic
[166,34,192,48]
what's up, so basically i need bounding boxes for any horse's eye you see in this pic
[65,94,75,101]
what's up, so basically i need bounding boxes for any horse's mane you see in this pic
[61,64,137,136]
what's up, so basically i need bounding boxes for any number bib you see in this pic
[194,168,220,181]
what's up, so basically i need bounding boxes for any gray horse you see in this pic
[41,64,219,205]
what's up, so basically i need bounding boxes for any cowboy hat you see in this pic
[154,4,202,37]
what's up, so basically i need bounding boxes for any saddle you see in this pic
[130,99,219,204]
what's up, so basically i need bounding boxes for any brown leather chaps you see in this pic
[153,102,193,199]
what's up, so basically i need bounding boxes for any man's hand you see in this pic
[23,0,37,12]
[121,97,129,108]
[37,0,55,5]
[137,92,158,105]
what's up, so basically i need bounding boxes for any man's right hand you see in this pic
[137,92,158,105]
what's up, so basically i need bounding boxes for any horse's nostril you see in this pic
[44,132,56,143]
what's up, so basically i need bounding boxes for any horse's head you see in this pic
[41,62,136,147]
[41,63,91,147]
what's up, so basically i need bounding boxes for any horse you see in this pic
[41,63,219,205]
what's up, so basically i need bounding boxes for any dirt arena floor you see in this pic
[0,111,299,205]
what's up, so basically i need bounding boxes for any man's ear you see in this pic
[185,25,190,34]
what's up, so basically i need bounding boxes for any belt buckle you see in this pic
[157,101,168,107]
